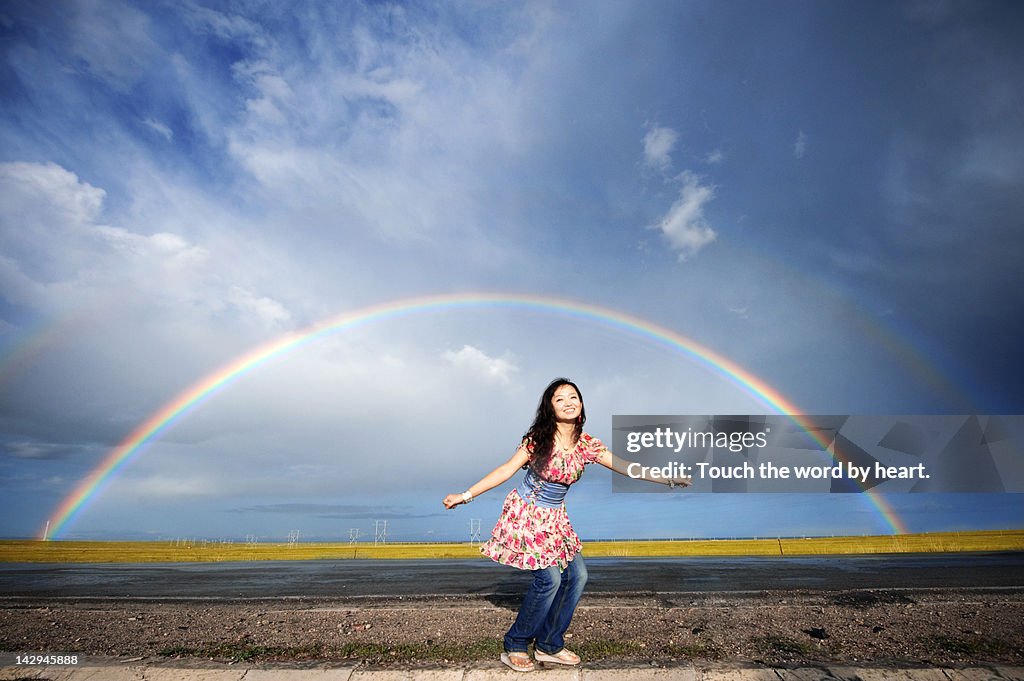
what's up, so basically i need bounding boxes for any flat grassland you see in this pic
[1,529,1021,563]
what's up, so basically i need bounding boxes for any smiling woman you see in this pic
[443,377,691,671]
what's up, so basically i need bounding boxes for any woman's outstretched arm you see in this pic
[443,445,531,509]
[593,449,692,488]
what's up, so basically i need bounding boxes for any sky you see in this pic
[1,0,1022,543]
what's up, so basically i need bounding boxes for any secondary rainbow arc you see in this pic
[45,292,907,539]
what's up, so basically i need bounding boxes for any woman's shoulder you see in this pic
[579,431,609,459]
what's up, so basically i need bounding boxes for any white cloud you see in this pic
[794,130,808,159]
[643,126,679,170]
[0,160,222,319]
[142,118,173,140]
[200,10,530,249]
[66,0,159,89]
[93,225,207,263]
[705,149,724,164]
[227,286,291,326]
[653,171,717,260]
[233,60,295,126]
[0,161,108,287]
[180,3,268,46]
[442,344,519,385]
[0,161,105,226]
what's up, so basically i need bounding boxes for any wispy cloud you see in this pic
[794,129,808,159]
[6,441,81,460]
[199,7,533,250]
[142,118,173,141]
[226,287,291,327]
[643,125,679,170]
[64,0,159,89]
[652,171,717,260]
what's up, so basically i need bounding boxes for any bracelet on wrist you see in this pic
[461,490,474,503]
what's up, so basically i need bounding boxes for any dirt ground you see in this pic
[2,588,1022,668]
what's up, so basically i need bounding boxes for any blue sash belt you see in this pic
[518,468,569,509]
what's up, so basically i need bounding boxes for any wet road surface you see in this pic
[2,552,1022,599]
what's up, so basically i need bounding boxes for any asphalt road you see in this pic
[1,552,1022,599]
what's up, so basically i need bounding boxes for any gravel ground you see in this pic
[2,588,1022,668]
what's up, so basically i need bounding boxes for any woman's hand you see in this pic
[669,475,694,489]
[443,493,465,509]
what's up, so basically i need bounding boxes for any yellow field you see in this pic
[1,529,1021,563]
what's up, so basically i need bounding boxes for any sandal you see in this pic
[500,651,535,672]
[534,648,581,666]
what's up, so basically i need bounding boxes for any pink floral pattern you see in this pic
[480,433,608,571]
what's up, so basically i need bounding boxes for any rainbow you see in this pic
[728,242,975,413]
[44,292,906,539]
[0,311,93,388]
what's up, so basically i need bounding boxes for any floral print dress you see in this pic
[480,432,608,571]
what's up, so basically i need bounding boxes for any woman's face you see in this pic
[550,384,582,422]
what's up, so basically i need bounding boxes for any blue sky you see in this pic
[1,0,1022,542]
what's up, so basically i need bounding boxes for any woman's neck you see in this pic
[555,422,576,440]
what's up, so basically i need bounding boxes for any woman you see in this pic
[443,378,690,672]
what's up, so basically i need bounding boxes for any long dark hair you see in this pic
[523,377,586,477]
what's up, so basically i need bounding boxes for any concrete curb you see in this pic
[2,662,1023,681]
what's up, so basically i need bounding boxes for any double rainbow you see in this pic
[44,292,906,539]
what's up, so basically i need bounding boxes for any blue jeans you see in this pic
[504,554,588,654]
